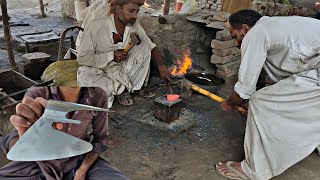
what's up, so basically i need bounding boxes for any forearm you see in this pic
[78,151,99,172]
[225,90,247,107]
[151,47,166,67]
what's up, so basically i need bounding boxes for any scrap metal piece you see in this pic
[7,100,108,161]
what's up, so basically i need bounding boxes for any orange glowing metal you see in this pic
[171,51,192,76]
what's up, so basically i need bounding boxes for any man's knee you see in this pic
[87,158,129,180]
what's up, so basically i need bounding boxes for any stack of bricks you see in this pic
[252,1,316,17]
[210,30,241,79]
[198,0,222,12]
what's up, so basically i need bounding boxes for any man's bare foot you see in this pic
[216,161,249,180]
[117,92,133,106]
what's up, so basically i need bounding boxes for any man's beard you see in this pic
[237,32,245,48]
[119,17,136,26]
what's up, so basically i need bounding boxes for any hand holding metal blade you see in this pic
[7,100,108,161]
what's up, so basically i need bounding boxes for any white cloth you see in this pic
[76,0,109,48]
[236,16,320,180]
[77,14,156,108]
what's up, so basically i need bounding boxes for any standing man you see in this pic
[0,87,129,180]
[216,10,320,180]
[77,0,171,107]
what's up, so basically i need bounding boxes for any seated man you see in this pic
[0,87,129,180]
[216,10,320,180]
[76,0,171,107]
[75,0,110,48]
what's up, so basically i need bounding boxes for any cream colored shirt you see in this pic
[235,16,320,99]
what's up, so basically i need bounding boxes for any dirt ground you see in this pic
[1,0,320,180]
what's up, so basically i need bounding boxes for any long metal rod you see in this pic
[39,0,46,17]
[0,80,53,101]
[0,0,16,70]
[163,0,169,15]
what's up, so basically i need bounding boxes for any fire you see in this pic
[171,51,192,76]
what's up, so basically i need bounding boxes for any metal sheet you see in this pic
[7,100,108,161]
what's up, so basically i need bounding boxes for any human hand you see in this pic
[158,64,172,83]
[220,100,233,111]
[113,49,128,62]
[73,167,87,180]
[10,97,47,137]
[10,97,64,137]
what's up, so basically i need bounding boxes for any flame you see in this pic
[171,51,192,76]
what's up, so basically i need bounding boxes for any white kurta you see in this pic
[235,16,320,180]
[77,14,156,108]
[75,0,108,49]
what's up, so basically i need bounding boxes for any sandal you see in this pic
[216,161,249,180]
[139,89,156,98]
[117,92,134,106]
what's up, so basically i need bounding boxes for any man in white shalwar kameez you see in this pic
[75,0,109,49]
[76,0,171,108]
[215,10,320,180]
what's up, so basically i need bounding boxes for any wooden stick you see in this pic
[163,0,170,15]
[0,0,16,70]
[39,0,46,17]
[191,84,246,113]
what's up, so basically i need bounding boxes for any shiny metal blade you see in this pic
[7,100,108,161]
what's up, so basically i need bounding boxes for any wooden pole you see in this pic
[0,0,16,70]
[266,0,270,16]
[39,0,46,17]
[163,0,170,15]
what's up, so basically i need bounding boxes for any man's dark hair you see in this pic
[228,10,262,29]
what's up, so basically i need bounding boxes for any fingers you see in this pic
[17,97,46,123]
[114,50,128,62]
[34,97,48,108]
[53,122,64,130]
[164,75,173,83]
[220,101,233,111]
[10,115,31,137]
[22,97,45,119]
[16,103,38,123]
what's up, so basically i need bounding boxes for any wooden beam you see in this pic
[163,0,170,15]
[39,0,46,17]
[0,0,16,70]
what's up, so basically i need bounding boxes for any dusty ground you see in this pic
[1,0,320,180]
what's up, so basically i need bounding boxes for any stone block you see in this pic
[189,35,196,41]
[215,60,241,72]
[160,24,173,31]
[206,21,226,30]
[21,52,51,64]
[216,30,232,41]
[211,12,230,22]
[173,20,186,28]
[162,15,177,24]
[204,38,211,47]
[217,68,239,79]
[211,54,233,64]
[212,47,240,56]
[211,39,235,49]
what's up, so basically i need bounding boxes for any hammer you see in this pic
[178,79,246,113]
[124,32,141,53]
